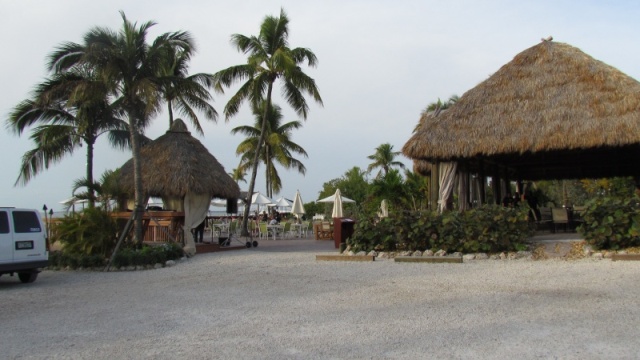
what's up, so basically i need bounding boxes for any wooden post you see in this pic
[478,159,486,205]
[492,164,501,205]
[430,161,440,211]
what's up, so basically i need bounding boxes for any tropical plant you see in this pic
[213,8,323,235]
[423,95,459,113]
[229,167,247,185]
[7,68,130,208]
[157,41,218,134]
[48,11,201,241]
[366,143,405,178]
[578,196,640,250]
[53,207,119,257]
[232,102,307,198]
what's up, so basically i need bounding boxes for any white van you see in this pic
[0,208,49,283]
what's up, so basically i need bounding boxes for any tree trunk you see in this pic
[86,138,95,209]
[240,84,273,236]
[128,110,145,243]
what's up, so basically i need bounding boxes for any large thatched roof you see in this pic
[118,119,240,199]
[403,40,640,180]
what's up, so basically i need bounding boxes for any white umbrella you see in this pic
[332,189,344,218]
[316,191,356,203]
[291,190,305,220]
[273,196,292,207]
[379,199,389,218]
[251,192,273,214]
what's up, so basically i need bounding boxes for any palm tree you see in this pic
[422,95,459,114]
[232,102,307,198]
[367,143,405,178]
[229,167,247,185]
[158,42,218,134]
[48,11,198,242]
[7,69,130,208]
[212,8,323,235]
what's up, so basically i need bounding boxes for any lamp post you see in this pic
[42,204,49,240]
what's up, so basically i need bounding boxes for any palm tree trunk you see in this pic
[86,139,95,209]
[240,84,274,236]
[128,110,145,243]
[168,102,174,128]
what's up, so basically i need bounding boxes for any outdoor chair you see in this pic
[258,222,271,239]
[551,208,569,232]
[537,207,553,232]
[281,222,292,238]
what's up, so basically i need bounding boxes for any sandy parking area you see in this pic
[2,238,640,359]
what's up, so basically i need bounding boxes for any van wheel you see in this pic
[18,272,38,283]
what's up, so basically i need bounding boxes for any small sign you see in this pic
[15,241,34,250]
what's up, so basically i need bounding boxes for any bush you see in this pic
[347,205,532,253]
[578,196,640,250]
[111,242,184,268]
[52,208,119,257]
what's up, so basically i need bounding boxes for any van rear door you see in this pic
[0,211,12,263]
[11,210,46,263]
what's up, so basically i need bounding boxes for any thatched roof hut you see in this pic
[403,40,640,181]
[118,119,240,201]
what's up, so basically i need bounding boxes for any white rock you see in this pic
[499,252,507,260]
[423,250,434,256]
[592,253,604,260]
[367,251,378,257]
[154,263,163,269]
[463,254,476,261]
[412,250,423,257]
[435,249,447,257]
[452,252,462,258]
[165,260,176,267]
[355,251,367,256]
[377,252,389,259]
[475,253,489,260]
[347,251,355,256]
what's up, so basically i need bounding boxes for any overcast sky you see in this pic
[2,0,640,213]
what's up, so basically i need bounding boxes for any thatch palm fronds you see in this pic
[404,41,640,160]
[118,119,239,200]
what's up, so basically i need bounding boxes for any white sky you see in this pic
[2,0,640,213]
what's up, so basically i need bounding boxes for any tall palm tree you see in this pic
[213,8,323,235]
[48,11,198,242]
[7,69,130,208]
[158,43,218,134]
[367,143,405,178]
[229,167,247,185]
[232,102,307,198]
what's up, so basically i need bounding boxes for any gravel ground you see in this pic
[2,239,640,359]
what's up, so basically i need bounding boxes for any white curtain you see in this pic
[182,192,210,257]
[438,162,458,213]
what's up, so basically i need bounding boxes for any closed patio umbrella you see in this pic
[291,190,305,221]
[332,189,344,218]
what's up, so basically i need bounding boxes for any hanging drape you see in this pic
[182,192,210,257]
[438,162,458,213]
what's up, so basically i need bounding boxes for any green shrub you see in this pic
[111,242,184,268]
[53,208,119,257]
[347,205,532,253]
[578,196,640,250]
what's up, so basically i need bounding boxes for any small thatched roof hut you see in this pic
[403,40,640,209]
[404,40,640,181]
[118,119,239,202]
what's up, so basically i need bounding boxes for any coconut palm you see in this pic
[232,102,307,198]
[229,167,247,185]
[7,69,131,208]
[367,143,405,178]
[213,8,322,235]
[158,43,218,134]
[48,11,198,241]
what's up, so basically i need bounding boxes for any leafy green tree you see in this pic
[213,8,323,235]
[232,102,307,198]
[229,167,247,185]
[423,95,459,113]
[366,143,405,178]
[158,42,218,134]
[7,68,130,208]
[48,12,201,241]
[403,169,429,211]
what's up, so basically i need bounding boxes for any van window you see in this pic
[0,211,8,234]
[12,211,42,233]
